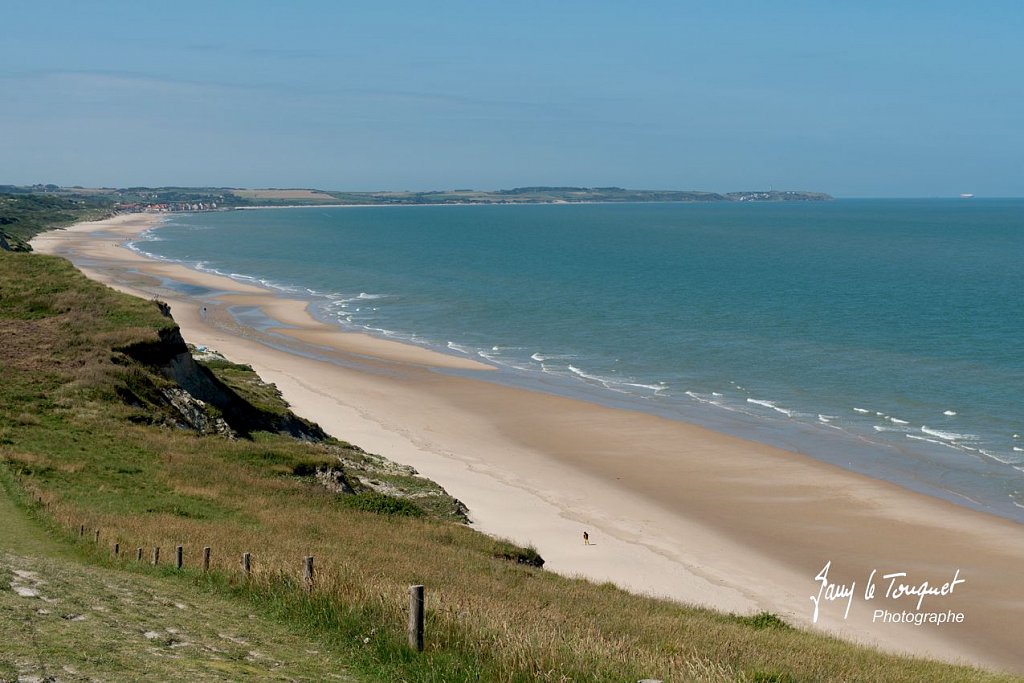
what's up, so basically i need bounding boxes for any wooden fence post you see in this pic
[202,546,211,572]
[304,556,314,591]
[136,547,143,562]
[176,545,183,570]
[152,547,160,566]
[79,524,84,537]
[114,542,120,558]
[242,552,252,578]
[408,585,425,652]
[94,529,100,544]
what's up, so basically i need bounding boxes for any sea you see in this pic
[129,199,1024,522]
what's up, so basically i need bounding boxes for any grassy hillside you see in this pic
[0,250,1015,682]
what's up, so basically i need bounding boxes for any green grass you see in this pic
[733,612,793,630]
[338,491,425,517]
[0,249,1018,682]
[198,357,292,417]
[490,539,544,567]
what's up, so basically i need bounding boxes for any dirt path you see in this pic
[0,491,354,682]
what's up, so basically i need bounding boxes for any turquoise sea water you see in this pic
[132,200,1024,521]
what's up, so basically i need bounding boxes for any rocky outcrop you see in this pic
[315,467,356,495]
[335,450,470,522]
[160,387,232,436]
[0,232,29,252]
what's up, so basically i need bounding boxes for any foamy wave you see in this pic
[123,239,167,261]
[874,425,908,433]
[177,260,308,297]
[906,434,962,451]
[326,292,388,306]
[1013,447,1024,453]
[621,381,668,393]
[978,450,1015,465]
[818,414,837,423]
[531,352,577,362]
[853,407,870,414]
[685,391,741,412]
[476,349,501,363]
[566,365,621,389]
[567,364,598,380]
[446,341,471,355]
[921,426,977,442]
[887,416,909,425]
[943,410,957,416]
[746,398,793,417]
[568,365,635,394]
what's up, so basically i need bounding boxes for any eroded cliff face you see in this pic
[120,326,327,440]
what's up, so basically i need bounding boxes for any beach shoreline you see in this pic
[31,213,1024,673]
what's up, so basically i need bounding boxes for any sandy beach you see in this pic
[32,213,1024,674]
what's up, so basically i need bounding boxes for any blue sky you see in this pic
[2,1,1021,196]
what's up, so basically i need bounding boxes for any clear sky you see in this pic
[2,1,1021,196]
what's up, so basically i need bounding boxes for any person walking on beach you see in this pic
[583,531,590,545]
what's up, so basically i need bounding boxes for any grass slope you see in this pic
[0,250,1016,682]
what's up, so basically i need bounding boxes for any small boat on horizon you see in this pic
[960,193,975,198]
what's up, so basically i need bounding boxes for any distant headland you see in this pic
[3,184,833,212]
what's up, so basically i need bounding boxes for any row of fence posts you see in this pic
[80,523,426,651]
